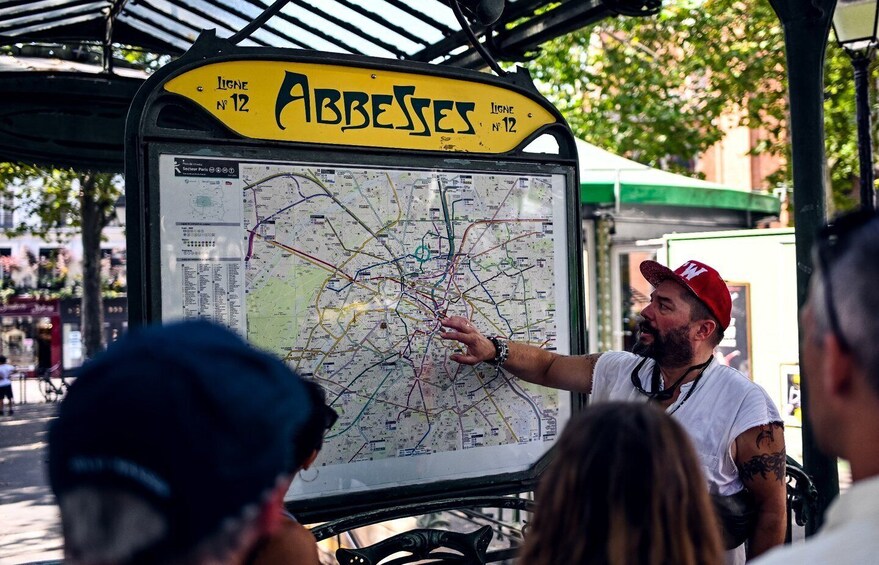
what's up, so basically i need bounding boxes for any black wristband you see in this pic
[486,336,509,367]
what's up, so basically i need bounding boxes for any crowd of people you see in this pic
[44,211,879,564]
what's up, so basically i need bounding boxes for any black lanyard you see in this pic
[630,356,713,404]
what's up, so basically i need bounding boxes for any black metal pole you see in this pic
[769,0,840,534]
[852,52,876,210]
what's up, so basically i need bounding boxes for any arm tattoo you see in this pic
[755,422,783,449]
[739,451,786,482]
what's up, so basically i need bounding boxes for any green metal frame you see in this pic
[124,31,586,520]
[769,0,840,530]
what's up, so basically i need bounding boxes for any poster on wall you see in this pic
[716,282,752,378]
[781,363,802,427]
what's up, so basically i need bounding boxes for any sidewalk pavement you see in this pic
[0,399,63,565]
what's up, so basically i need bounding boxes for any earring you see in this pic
[299,467,319,483]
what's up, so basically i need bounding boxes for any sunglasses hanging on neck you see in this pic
[630,356,713,402]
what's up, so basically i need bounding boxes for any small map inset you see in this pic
[188,181,227,221]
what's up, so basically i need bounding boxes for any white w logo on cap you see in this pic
[679,263,708,280]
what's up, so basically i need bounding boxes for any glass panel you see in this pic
[618,249,657,353]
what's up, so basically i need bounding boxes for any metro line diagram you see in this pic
[241,162,565,467]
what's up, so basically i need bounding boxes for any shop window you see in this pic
[1,316,36,368]
[0,195,14,229]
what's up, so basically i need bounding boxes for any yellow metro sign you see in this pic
[164,61,556,153]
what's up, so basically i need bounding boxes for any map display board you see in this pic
[157,153,572,498]
[127,38,583,511]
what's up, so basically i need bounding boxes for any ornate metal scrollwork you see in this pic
[337,525,493,565]
[785,455,819,534]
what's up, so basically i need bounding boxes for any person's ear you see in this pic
[822,333,855,399]
[693,319,717,343]
[257,480,289,536]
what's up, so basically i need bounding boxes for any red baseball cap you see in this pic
[640,259,732,330]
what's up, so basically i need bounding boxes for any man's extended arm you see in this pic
[438,315,598,393]
[734,422,787,558]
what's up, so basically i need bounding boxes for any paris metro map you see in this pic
[158,154,572,497]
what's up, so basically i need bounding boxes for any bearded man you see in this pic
[441,259,786,564]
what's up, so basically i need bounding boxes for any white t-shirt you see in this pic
[593,351,782,496]
[0,363,14,387]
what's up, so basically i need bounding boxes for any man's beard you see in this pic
[632,320,694,368]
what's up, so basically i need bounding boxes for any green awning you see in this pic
[572,138,780,215]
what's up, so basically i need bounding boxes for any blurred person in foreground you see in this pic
[519,402,724,565]
[755,211,879,564]
[441,260,786,562]
[48,320,323,565]
[246,380,338,565]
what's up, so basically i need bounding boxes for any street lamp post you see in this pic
[769,0,838,532]
[833,0,879,210]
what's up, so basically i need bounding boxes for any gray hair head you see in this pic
[58,485,262,565]
[809,214,879,396]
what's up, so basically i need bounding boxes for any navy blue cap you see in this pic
[48,320,314,558]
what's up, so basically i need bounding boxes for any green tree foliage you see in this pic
[823,44,861,212]
[524,0,862,213]
[0,164,122,359]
